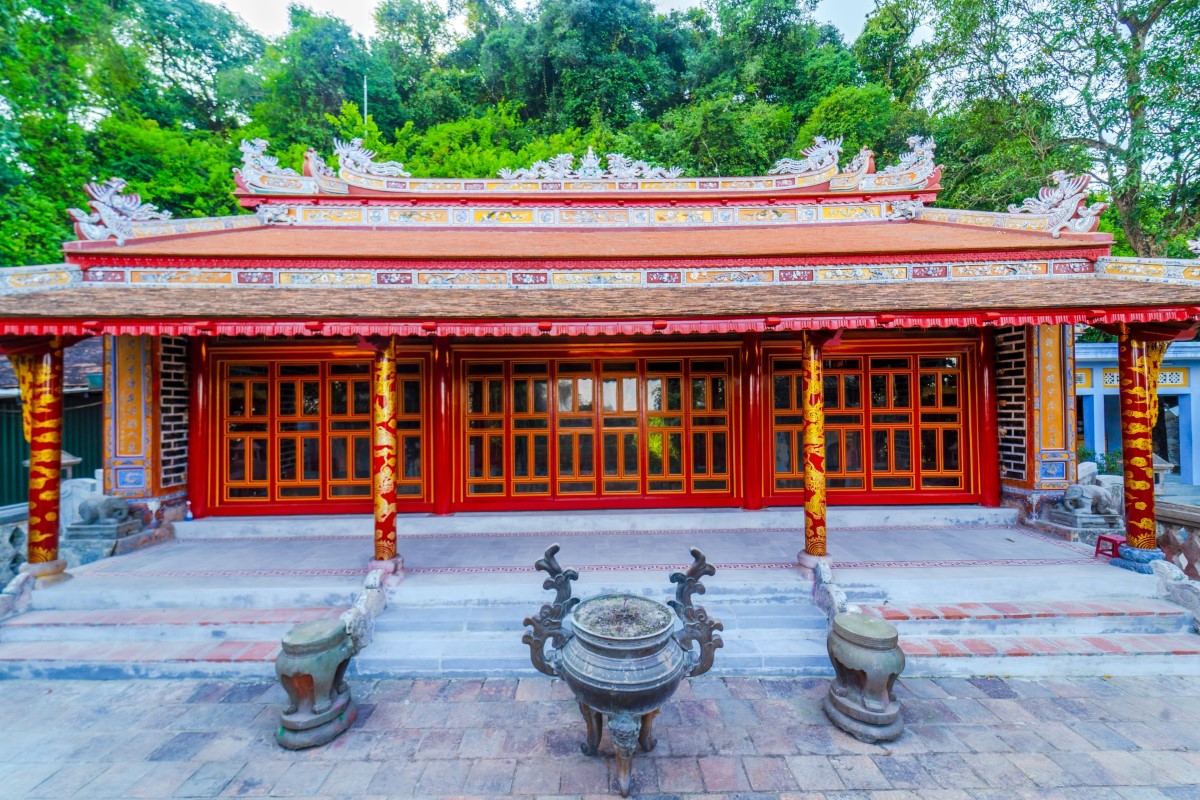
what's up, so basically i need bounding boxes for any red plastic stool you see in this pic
[1094,533,1126,559]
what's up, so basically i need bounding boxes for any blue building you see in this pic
[1075,340,1200,485]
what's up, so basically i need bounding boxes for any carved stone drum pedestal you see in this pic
[275,619,357,750]
[824,612,905,743]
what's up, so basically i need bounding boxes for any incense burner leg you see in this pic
[608,711,640,797]
[639,709,660,752]
[578,701,602,756]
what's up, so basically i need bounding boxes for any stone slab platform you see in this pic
[3,675,1200,798]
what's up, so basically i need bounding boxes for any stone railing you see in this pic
[1156,502,1200,580]
[0,503,28,587]
[0,504,32,620]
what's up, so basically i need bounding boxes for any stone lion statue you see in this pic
[76,496,133,525]
[1062,483,1120,515]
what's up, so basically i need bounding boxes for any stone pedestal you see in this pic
[1041,508,1125,546]
[275,619,357,750]
[824,612,905,743]
[19,559,70,588]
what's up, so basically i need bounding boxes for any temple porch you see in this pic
[1,506,1195,680]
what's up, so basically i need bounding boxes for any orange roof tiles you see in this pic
[68,220,1108,264]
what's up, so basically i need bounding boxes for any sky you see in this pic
[218,0,877,43]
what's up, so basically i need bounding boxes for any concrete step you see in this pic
[900,633,1200,677]
[362,566,830,678]
[0,639,282,680]
[28,581,360,611]
[0,607,345,643]
[854,598,1200,677]
[173,505,1018,539]
[847,563,1159,604]
[859,599,1193,636]
[351,629,833,679]
[374,600,827,635]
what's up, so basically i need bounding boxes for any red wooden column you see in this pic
[431,337,453,515]
[1116,326,1165,554]
[978,329,1002,507]
[801,332,827,557]
[7,337,69,584]
[371,337,399,561]
[741,332,764,510]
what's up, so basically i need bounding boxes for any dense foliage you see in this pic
[1,0,1197,265]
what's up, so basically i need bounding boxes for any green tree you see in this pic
[853,0,928,104]
[926,0,1200,256]
[793,84,901,164]
[127,0,265,131]
[255,6,370,149]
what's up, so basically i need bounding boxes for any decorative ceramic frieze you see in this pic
[19,257,1121,297]
[499,147,682,181]
[244,199,894,230]
[68,179,172,245]
[1009,171,1107,237]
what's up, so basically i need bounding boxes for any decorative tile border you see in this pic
[254,200,893,229]
[28,258,1106,292]
[9,256,1200,299]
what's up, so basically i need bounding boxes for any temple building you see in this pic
[2,133,1198,584]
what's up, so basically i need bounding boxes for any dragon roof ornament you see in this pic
[879,136,937,177]
[769,137,843,176]
[1188,239,1199,256]
[1009,171,1107,237]
[68,178,171,245]
[498,147,683,181]
[334,138,411,178]
[240,139,298,177]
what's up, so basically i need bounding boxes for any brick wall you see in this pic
[158,337,189,488]
[995,327,1028,484]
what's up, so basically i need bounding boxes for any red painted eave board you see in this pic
[2,305,1196,338]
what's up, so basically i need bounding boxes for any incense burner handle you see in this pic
[669,547,724,677]
[523,543,580,677]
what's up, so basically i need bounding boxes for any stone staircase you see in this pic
[0,606,346,679]
[353,567,836,678]
[853,594,1200,677]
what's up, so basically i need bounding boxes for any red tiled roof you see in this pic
[67,220,1108,266]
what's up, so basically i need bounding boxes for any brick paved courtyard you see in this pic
[3,675,1200,798]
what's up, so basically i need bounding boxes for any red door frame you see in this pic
[448,340,746,512]
[191,340,434,517]
[759,334,986,506]
[189,333,995,517]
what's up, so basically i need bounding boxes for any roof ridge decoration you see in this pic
[234,138,315,195]
[498,147,684,181]
[768,136,843,176]
[1008,171,1107,238]
[1187,238,1199,256]
[68,178,172,245]
[240,138,298,178]
[304,149,350,194]
[334,138,411,178]
[231,132,944,198]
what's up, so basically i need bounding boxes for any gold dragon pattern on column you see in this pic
[10,339,65,565]
[372,337,399,561]
[801,333,827,557]
[1117,327,1168,550]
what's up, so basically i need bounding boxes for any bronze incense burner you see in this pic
[523,544,723,796]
